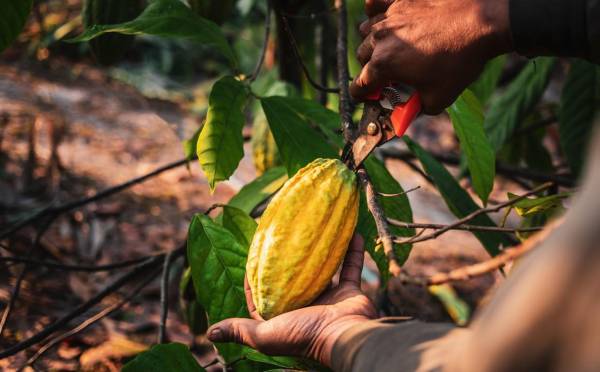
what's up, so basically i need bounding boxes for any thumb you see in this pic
[207,318,261,349]
[349,60,385,101]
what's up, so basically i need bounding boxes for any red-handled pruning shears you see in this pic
[345,84,421,168]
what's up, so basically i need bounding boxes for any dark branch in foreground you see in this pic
[0,246,185,359]
[248,2,272,82]
[387,218,544,234]
[0,255,152,272]
[335,0,355,141]
[158,250,174,344]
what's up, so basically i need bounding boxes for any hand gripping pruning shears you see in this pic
[345,84,421,168]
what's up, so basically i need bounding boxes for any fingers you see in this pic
[207,318,260,349]
[244,275,263,321]
[349,60,386,101]
[365,0,395,17]
[339,234,365,287]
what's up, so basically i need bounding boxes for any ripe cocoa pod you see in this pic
[251,115,281,175]
[83,0,145,65]
[246,158,359,319]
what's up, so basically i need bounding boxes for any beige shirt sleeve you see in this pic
[332,126,600,372]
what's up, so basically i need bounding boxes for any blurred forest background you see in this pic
[0,0,587,370]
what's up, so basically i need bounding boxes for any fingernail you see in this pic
[208,328,223,342]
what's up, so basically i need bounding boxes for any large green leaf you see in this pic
[221,205,257,248]
[469,55,507,105]
[0,0,32,53]
[122,343,205,372]
[447,90,495,204]
[227,166,288,214]
[197,76,248,190]
[260,96,338,175]
[484,57,556,151]
[70,0,237,66]
[187,214,248,361]
[559,59,600,177]
[404,137,512,256]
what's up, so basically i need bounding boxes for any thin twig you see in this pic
[0,246,185,359]
[335,0,355,141]
[0,255,152,272]
[357,169,402,276]
[22,267,162,370]
[400,218,561,285]
[380,148,575,187]
[388,218,543,234]
[0,157,191,239]
[158,250,174,344]
[0,219,53,337]
[378,186,421,198]
[247,2,272,82]
[394,182,554,245]
[279,15,339,93]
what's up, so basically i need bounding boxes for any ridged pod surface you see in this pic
[83,0,145,65]
[247,158,359,319]
[251,116,281,175]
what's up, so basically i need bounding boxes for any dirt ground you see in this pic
[0,56,525,371]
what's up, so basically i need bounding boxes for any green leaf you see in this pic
[469,55,507,105]
[404,137,513,256]
[507,192,570,217]
[183,127,201,160]
[197,76,248,190]
[559,59,600,177]
[0,0,32,53]
[122,343,205,372]
[221,205,257,248]
[227,166,288,214]
[484,57,556,151]
[428,284,470,326]
[244,350,326,371]
[70,0,237,66]
[187,214,248,361]
[448,90,495,205]
[260,96,338,175]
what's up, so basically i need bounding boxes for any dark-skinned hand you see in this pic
[351,0,513,114]
[206,235,377,368]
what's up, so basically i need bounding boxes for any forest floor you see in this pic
[0,55,524,371]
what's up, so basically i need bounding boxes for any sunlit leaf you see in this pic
[122,343,205,372]
[221,205,257,248]
[428,284,470,326]
[404,137,513,256]
[197,76,248,190]
[0,0,32,53]
[484,57,556,151]
[183,127,201,160]
[448,90,495,204]
[507,192,570,217]
[70,0,237,66]
[559,59,600,177]
[227,166,288,214]
[469,55,506,105]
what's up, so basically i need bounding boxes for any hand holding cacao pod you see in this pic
[246,158,360,320]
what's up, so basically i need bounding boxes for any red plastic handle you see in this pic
[365,88,421,137]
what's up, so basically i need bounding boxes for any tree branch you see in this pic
[394,182,554,245]
[247,2,272,82]
[388,218,543,234]
[279,14,339,93]
[0,255,153,272]
[0,246,185,359]
[357,169,402,276]
[158,250,174,344]
[335,0,355,141]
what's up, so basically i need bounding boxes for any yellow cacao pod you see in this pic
[251,115,281,175]
[246,158,359,319]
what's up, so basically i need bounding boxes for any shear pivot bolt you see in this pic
[367,122,378,135]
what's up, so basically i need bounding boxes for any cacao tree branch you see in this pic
[378,186,421,197]
[335,0,355,141]
[388,218,543,234]
[399,218,561,286]
[247,2,272,82]
[279,14,339,93]
[158,249,174,344]
[22,267,162,370]
[0,246,185,359]
[0,255,152,272]
[357,169,402,276]
[394,182,554,245]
